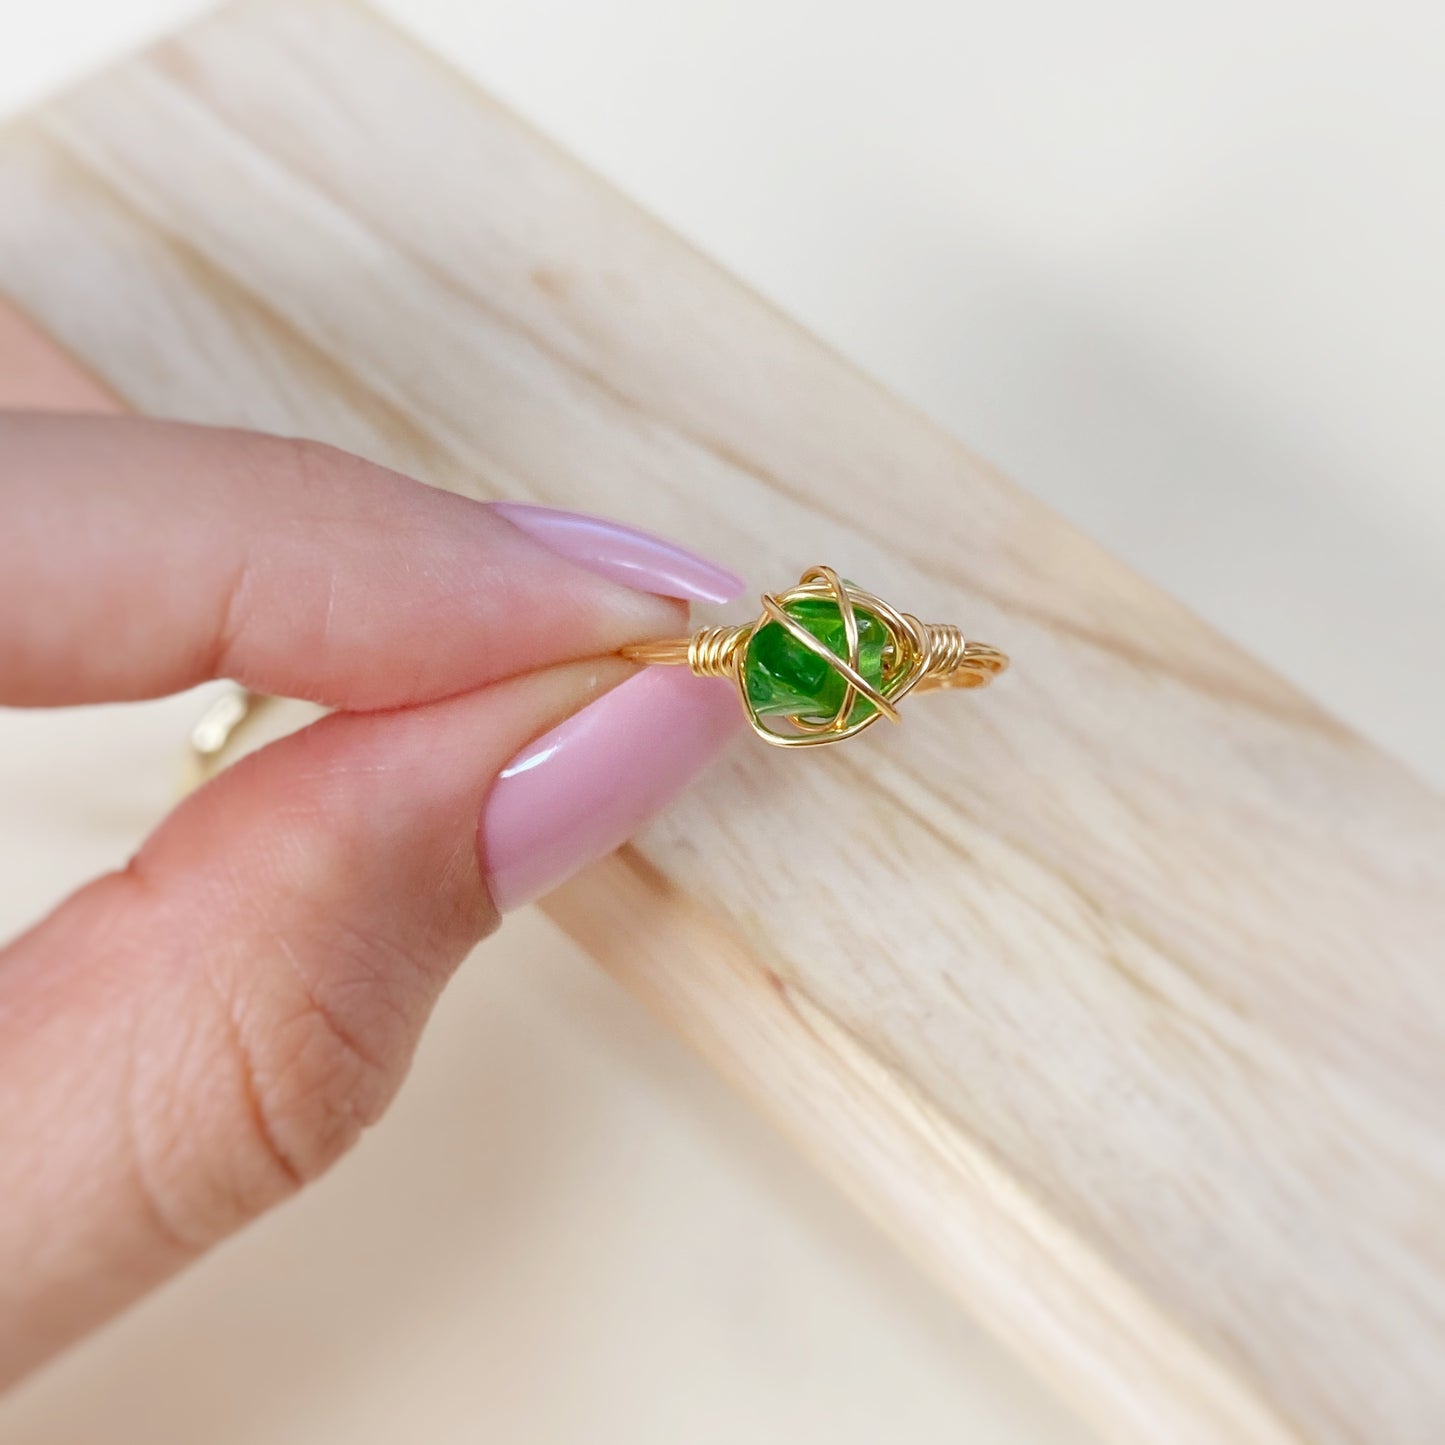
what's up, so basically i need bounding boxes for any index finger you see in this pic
[0,412,739,708]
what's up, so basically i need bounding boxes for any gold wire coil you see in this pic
[686,624,750,678]
[622,565,1008,747]
[915,625,1009,692]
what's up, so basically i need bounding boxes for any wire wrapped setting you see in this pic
[622,565,1008,748]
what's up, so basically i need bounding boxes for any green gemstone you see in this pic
[744,596,899,726]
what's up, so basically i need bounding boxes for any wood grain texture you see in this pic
[1,3,1442,1440]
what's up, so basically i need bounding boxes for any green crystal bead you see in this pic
[743,596,899,726]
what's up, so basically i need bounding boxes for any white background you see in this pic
[0,4,1441,1442]
[2,0,1441,784]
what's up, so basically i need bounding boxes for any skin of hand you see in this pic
[0,412,744,1387]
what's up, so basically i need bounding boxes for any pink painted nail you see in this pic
[490,501,745,605]
[479,667,742,912]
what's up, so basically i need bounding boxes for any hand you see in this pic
[0,413,742,1386]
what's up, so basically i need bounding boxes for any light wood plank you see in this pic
[1,3,1442,1440]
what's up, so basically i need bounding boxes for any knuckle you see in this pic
[268,433,394,516]
[122,918,424,1246]
[236,947,412,1191]
[275,434,353,494]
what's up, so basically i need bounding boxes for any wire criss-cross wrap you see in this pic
[625,565,1008,748]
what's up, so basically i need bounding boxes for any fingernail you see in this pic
[479,667,742,912]
[489,502,745,605]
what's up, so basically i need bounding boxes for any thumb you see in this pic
[0,659,738,1385]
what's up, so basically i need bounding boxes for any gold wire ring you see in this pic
[621,565,1007,748]
[185,567,1007,784]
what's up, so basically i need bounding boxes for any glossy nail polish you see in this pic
[489,501,744,605]
[479,667,741,912]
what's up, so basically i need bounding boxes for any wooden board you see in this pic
[1,2,1442,1439]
